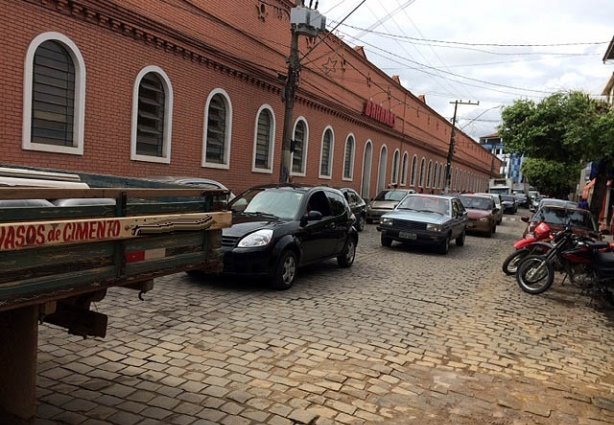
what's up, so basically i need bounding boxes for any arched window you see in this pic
[252,105,275,173]
[410,155,418,186]
[131,66,173,163]
[377,145,388,193]
[23,32,86,155]
[203,89,232,168]
[391,149,400,184]
[343,134,355,180]
[400,152,409,185]
[427,160,433,188]
[291,117,308,176]
[419,157,426,187]
[319,127,334,178]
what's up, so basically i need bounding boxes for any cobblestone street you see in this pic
[35,216,614,425]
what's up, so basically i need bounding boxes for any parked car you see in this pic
[459,194,497,237]
[522,204,600,240]
[377,194,468,254]
[366,188,415,223]
[500,194,518,214]
[221,184,358,289]
[340,188,367,231]
[535,197,577,210]
[475,192,503,225]
[514,193,529,208]
[147,176,235,202]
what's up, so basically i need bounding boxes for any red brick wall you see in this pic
[0,0,497,198]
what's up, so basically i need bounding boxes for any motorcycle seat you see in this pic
[595,251,614,277]
[588,241,610,250]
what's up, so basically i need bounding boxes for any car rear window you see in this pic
[459,196,492,210]
[532,207,596,230]
[374,190,408,201]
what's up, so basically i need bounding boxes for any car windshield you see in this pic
[501,195,515,202]
[397,196,448,215]
[230,189,304,220]
[374,190,408,202]
[460,196,492,210]
[532,207,596,230]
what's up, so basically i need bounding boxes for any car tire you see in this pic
[271,250,297,290]
[492,224,497,234]
[337,237,356,268]
[438,235,450,255]
[356,214,366,232]
[455,230,465,247]
[186,270,204,279]
[366,218,373,224]
[381,234,392,247]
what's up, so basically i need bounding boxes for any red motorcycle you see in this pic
[501,222,553,275]
[516,226,614,303]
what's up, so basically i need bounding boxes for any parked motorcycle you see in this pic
[515,226,614,302]
[501,222,553,275]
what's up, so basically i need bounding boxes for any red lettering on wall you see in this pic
[363,100,396,128]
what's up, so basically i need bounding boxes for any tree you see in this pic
[499,91,614,221]
[520,158,580,199]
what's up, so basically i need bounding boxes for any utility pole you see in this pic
[444,99,479,193]
[279,1,326,183]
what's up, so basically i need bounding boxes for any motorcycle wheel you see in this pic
[501,248,529,275]
[516,255,554,294]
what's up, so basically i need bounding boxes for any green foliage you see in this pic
[499,91,614,165]
[520,158,580,198]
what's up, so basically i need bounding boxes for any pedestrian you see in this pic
[578,197,589,210]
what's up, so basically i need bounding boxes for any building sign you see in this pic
[363,100,395,127]
[0,212,231,252]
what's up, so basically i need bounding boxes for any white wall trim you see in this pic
[391,148,400,184]
[23,32,86,155]
[376,144,388,194]
[202,88,232,170]
[130,65,173,164]
[318,125,335,179]
[342,133,356,182]
[360,139,373,198]
[251,104,276,174]
[290,116,309,177]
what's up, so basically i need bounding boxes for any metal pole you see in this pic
[444,100,479,193]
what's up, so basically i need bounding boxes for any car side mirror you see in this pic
[521,216,529,223]
[307,210,323,221]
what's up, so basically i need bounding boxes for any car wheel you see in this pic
[186,270,204,279]
[381,234,392,247]
[356,214,366,232]
[438,235,450,255]
[492,224,497,234]
[337,237,356,268]
[366,218,373,224]
[455,230,465,247]
[271,250,297,290]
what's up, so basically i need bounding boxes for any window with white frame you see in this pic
[131,65,173,163]
[400,152,408,185]
[427,160,433,188]
[391,150,400,184]
[319,127,334,178]
[23,32,86,155]
[410,155,418,186]
[203,89,232,168]
[434,163,440,189]
[253,106,275,172]
[343,135,355,180]
[419,158,426,187]
[291,118,308,175]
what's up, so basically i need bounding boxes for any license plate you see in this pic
[399,231,417,240]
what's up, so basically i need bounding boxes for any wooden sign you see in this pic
[0,211,231,252]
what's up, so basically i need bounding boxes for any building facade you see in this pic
[478,134,523,183]
[1,0,499,198]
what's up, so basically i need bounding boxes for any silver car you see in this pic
[366,189,415,223]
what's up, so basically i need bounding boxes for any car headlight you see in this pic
[238,229,273,247]
[478,217,490,222]
[381,217,393,225]
[426,223,442,232]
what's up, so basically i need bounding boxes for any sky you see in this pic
[320,0,614,141]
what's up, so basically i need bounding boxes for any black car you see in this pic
[340,188,367,231]
[221,185,358,289]
[500,194,518,214]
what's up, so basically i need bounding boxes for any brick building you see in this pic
[0,0,499,198]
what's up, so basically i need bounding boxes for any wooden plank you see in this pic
[0,211,231,252]
[0,205,116,223]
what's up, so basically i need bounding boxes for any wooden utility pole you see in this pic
[279,2,326,183]
[444,99,479,193]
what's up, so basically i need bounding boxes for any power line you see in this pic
[331,23,609,47]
